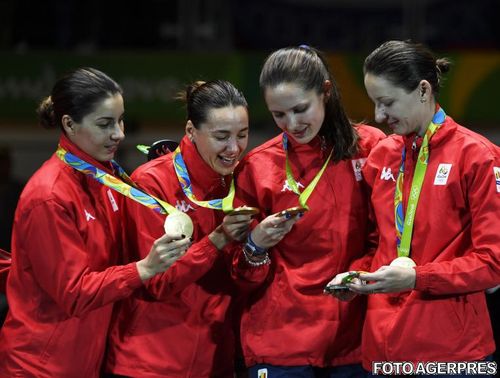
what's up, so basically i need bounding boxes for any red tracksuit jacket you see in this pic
[0,135,143,377]
[106,136,248,378]
[361,115,500,368]
[233,125,386,368]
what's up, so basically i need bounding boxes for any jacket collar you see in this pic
[178,135,232,199]
[59,133,116,175]
[285,133,326,158]
[401,108,457,151]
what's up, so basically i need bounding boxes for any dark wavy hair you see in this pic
[177,80,248,128]
[364,40,451,97]
[37,67,122,130]
[259,46,358,162]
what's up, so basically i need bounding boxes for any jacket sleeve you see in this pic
[121,177,223,300]
[415,148,500,294]
[0,249,10,293]
[229,157,271,286]
[19,200,143,318]
[144,235,223,300]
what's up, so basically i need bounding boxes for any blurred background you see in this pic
[0,0,499,352]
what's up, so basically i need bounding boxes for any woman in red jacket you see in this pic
[233,46,386,377]
[105,80,283,378]
[331,40,499,375]
[0,68,191,377]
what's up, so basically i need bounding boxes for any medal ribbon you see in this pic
[56,146,177,215]
[172,146,235,212]
[282,133,333,210]
[394,107,446,257]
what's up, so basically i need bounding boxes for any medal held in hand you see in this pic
[164,211,194,238]
[229,206,260,216]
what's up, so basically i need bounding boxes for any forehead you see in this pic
[201,105,248,131]
[264,82,318,108]
[364,73,411,97]
[86,93,124,117]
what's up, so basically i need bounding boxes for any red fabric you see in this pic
[106,136,248,378]
[361,116,500,367]
[233,125,385,368]
[0,248,10,293]
[0,135,143,378]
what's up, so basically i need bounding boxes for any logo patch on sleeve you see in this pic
[494,167,500,193]
[433,163,452,185]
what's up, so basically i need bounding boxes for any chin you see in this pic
[215,165,235,176]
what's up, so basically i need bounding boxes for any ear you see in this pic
[185,120,195,142]
[61,115,75,135]
[419,80,432,103]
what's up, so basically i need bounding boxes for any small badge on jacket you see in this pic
[434,163,452,185]
[494,167,500,193]
[351,158,367,181]
[257,368,268,378]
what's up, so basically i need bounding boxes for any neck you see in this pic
[417,102,437,136]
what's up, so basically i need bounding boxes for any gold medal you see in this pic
[278,206,308,218]
[163,211,194,238]
[390,256,416,268]
[229,206,259,216]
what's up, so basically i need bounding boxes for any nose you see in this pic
[283,114,298,132]
[374,104,387,124]
[111,122,125,141]
[226,137,239,153]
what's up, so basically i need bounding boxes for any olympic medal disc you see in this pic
[279,206,308,218]
[229,206,259,216]
[164,212,194,238]
[390,256,416,268]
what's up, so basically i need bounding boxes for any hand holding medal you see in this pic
[324,271,368,301]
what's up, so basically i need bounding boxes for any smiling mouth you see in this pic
[291,128,308,137]
[219,156,237,165]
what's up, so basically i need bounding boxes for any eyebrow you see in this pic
[211,127,249,134]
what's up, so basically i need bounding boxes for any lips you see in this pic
[291,128,308,139]
[105,145,119,154]
[219,155,237,166]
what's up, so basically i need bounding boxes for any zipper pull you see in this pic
[412,135,418,152]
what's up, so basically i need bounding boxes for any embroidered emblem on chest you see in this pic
[281,180,304,192]
[380,166,396,181]
[176,200,195,212]
[84,209,95,222]
[433,163,452,185]
[494,167,500,193]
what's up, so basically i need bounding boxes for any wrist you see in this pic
[246,232,267,255]
[136,260,155,281]
[209,226,229,250]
